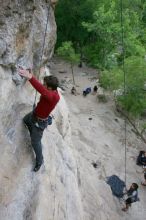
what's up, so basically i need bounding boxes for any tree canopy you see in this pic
[55,0,146,118]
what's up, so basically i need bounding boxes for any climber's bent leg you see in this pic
[24,112,48,171]
[31,125,44,171]
[23,112,33,133]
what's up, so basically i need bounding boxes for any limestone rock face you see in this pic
[0,0,56,72]
[0,2,62,219]
[0,90,83,220]
[0,0,57,133]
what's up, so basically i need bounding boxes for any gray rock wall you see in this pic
[0,0,56,72]
[0,0,57,124]
[0,2,69,220]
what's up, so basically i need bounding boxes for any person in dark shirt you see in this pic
[136,151,146,167]
[19,68,60,172]
[93,85,98,93]
[83,87,91,96]
[141,152,146,167]
[71,86,77,95]
[122,183,139,211]
[141,168,146,186]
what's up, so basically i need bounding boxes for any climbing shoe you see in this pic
[33,163,42,172]
[122,208,128,212]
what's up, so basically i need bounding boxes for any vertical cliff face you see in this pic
[0,0,56,70]
[0,2,62,219]
[0,1,84,219]
[0,0,57,132]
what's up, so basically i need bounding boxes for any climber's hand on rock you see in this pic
[18,68,32,80]
[40,67,45,75]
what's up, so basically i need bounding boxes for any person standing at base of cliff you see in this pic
[18,68,60,172]
[141,168,146,186]
[122,183,139,212]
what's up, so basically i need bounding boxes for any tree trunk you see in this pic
[71,63,75,85]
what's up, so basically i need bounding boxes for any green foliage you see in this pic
[100,56,146,117]
[100,68,123,90]
[56,0,146,68]
[56,0,146,118]
[118,93,146,117]
[55,0,97,49]
[56,0,146,70]
[56,41,80,64]
[118,57,146,116]
[82,43,105,69]
[125,57,146,89]
[82,2,121,67]
[82,1,146,68]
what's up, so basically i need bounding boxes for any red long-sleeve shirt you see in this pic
[29,76,60,118]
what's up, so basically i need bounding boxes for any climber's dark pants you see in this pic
[23,112,48,165]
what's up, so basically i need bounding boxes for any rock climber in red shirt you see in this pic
[19,68,60,172]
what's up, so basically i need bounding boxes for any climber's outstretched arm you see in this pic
[19,68,32,80]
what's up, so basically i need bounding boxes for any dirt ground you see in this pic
[50,57,146,219]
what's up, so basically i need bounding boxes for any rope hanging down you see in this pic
[120,0,127,185]
[33,4,51,109]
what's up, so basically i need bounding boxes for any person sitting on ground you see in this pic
[18,67,60,172]
[71,86,77,95]
[93,85,98,92]
[136,151,146,167]
[141,168,146,186]
[122,183,139,212]
[83,87,91,96]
